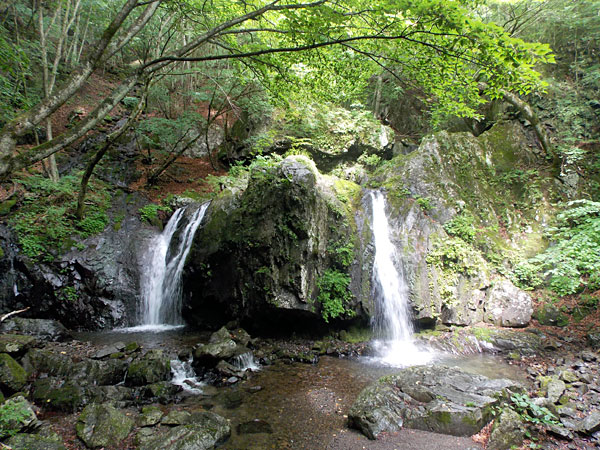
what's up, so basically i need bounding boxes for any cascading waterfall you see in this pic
[370,191,432,366]
[129,202,209,331]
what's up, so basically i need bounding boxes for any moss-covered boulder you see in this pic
[6,433,66,450]
[138,412,230,450]
[76,403,134,449]
[348,365,522,439]
[533,303,569,327]
[0,396,38,439]
[31,377,96,412]
[0,334,38,355]
[0,353,28,393]
[184,156,370,330]
[487,407,526,450]
[126,349,170,386]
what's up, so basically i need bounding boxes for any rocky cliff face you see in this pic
[370,121,550,327]
[183,156,372,332]
[0,193,154,330]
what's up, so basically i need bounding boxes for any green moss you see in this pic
[435,411,452,425]
[0,246,4,259]
[471,327,495,343]
[0,198,17,215]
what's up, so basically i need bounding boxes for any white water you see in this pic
[370,191,433,366]
[171,358,204,394]
[232,351,261,372]
[131,202,209,330]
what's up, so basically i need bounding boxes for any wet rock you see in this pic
[193,339,238,366]
[0,353,28,393]
[534,304,569,327]
[140,381,181,403]
[579,410,600,435]
[484,280,533,328]
[0,318,71,341]
[138,412,230,450]
[348,365,522,439]
[75,359,128,386]
[138,405,163,427]
[162,410,192,426]
[238,419,273,434]
[126,349,170,386]
[76,403,134,449]
[230,328,252,347]
[0,334,38,355]
[0,396,38,437]
[185,155,368,330]
[6,433,66,450]
[487,407,526,450]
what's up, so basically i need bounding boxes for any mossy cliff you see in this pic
[183,156,370,331]
[368,121,553,327]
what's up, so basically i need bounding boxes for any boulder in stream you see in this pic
[138,411,230,450]
[348,365,522,439]
[126,349,171,386]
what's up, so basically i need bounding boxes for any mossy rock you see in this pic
[0,198,17,215]
[126,349,170,386]
[533,303,569,327]
[0,353,28,393]
[6,433,66,450]
[0,396,38,440]
[76,403,134,449]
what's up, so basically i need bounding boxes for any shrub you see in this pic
[515,200,600,295]
[317,269,353,322]
[11,175,110,261]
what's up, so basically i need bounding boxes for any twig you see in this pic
[0,307,30,323]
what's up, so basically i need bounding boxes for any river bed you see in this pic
[74,329,527,449]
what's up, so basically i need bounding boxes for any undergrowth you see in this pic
[514,199,600,295]
[10,174,111,262]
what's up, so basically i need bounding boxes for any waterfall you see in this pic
[171,357,204,394]
[370,191,432,366]
[127,202,209,332]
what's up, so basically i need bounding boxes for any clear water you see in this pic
[370,191,433,366]
[137,202,209,326]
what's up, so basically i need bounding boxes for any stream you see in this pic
[75,328,527,449]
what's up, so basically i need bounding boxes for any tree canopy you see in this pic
[0,0,554,179]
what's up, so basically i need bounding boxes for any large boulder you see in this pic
[126,349,171,386]
[484,279,533,328]
[348,365,522,439]
[138,411,230,450]
[0,334,39,355]
[76,403,134,448]
[0,353,28,393]
[184,156,371,330]
[0,318,71,342]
